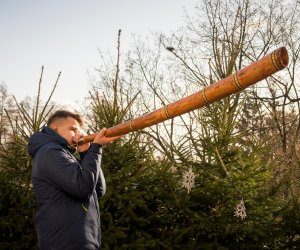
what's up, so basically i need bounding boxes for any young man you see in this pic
[28,110,121,250]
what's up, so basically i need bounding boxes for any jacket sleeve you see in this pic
[42,143,103,200]
[96,167,106,197]
[81,145,106,197]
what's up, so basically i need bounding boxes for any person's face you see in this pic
[52,117,81,145]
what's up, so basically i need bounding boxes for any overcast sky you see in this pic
[0,0,198,105]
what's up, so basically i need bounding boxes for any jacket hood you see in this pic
[28,126,69,158]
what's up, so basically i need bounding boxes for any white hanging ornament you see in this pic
[181,167,195,194]
[234,199,247,220]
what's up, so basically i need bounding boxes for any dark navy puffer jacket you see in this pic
[28,127,105,250]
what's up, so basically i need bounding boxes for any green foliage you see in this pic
[0,139,38,250]
[87,77,296,249]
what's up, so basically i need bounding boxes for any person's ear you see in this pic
[50,124,58,132]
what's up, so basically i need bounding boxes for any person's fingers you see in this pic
[109,135,122,141]
[98,128,107,137]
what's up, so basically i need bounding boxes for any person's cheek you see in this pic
[71,132,76,142]
[71,132,80,144]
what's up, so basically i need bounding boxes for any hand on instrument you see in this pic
[93,128,122,146]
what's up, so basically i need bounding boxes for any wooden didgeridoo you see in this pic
[79,47,289,145]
